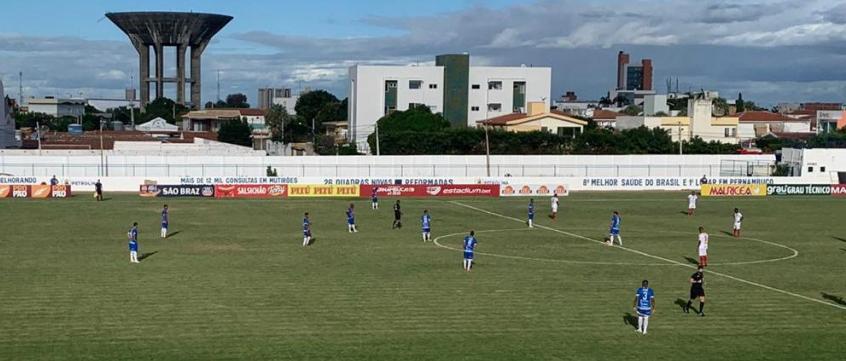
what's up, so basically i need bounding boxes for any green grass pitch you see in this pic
[0,192,844,360]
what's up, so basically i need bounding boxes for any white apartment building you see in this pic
[1,80,19,148]
[348,54,551,151]
[26,97,86,118]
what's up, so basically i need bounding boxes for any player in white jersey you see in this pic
[687,191,698,216]
[697,226,709,267]
[550,193,560,220]
[732,208,743,238]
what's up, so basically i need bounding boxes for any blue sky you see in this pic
[2,0,846,107]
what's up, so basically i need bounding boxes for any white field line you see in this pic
[432,229,677,266]
[449,201,846,311]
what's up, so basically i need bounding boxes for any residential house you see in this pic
[477,102,587,138]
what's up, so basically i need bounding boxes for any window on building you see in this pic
[385,81,397,90]
[820,166,826,172]
[541,126,549,133]
[487,103,502,112]
[471,84,480,89]
[409,103,425,109]
[428,83,438,89]
[409,80,423,89]
[488,81,502,90]
[557,127,581,138]
[725,128,731,137]
[471,106,480,111]
[808,166,814,173]
[429,105,438,112]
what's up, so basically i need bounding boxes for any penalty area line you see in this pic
[449,200,846,312]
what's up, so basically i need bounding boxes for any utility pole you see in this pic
[484,125,491,177]
[375,123,380,156]
[36,121,42,155]
[18,71,23,105]
[99,120,105,176]
[678,121,683,155]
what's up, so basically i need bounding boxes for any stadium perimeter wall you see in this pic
[0,154,774,178]
[0,175,815,193]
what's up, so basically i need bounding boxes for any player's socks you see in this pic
[642,317,649,333]
[637,316,643,333]
[617,236,622,246]
[699,302,705,314]
[685,300,692,313]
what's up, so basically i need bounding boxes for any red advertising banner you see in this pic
[832,184,846,197]
[214,184,287,198]
[361,184,499,197]
[0,185,71,198]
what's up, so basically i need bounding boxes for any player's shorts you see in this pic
[394,212,401,220]
[423,227,430,233]
[698,248,708,257]
[161,223,168,229]
[610,228,620,236]
[690,285,705,299]
[348,219,355,225]
[464,251,474,260]
[303,231,311,237]
[733,222,742,230]
[528,213,534,220]
[636,309,652,317]
[689,204,696,209]
[551,206,558,213]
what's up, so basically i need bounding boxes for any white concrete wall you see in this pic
[0,152,775,179]
[791,148,846,183]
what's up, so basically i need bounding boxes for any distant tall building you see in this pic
[258,88,298,113]
[616,51,653,91]
[0,80,18,148]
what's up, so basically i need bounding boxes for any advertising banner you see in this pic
[214,184,287,199]
[139,185,215,198]
[0,185,72,199]
[831,184,846,197]
[767,184,831,196]
[361,184,499,197]
[701,184,767,197]
[500,183,569,197]
[288,184,360,198]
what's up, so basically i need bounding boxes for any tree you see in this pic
[265,104,296,142]
[204,101,214,109]
[622,105,642,116]
[712,97,728,116]
[373,105,450,134]
[295,90,338,123]
[225,93,250,108]
[141,97,189,124]
[736,92,745,113]
[217,119,252,147]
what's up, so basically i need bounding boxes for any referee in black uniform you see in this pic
[685,266,706,316]
[392,200,402,229]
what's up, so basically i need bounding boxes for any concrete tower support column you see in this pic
[137,44,150,110]
[190,44,207,109]
[155,43,164,99]
[176,44,186,104]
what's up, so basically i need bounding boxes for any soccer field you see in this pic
[1,192,844,360]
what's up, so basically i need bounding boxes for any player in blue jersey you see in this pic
[607,211,622,246]
[463,230,478,272]
[421,209,432,241]
[527,198,535,228]
[633,280,655,334]
[371,187,379,210]
[128,222,139,263]
[302,212,312,246]
[346,203,358,233]
[160,204,169,238]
